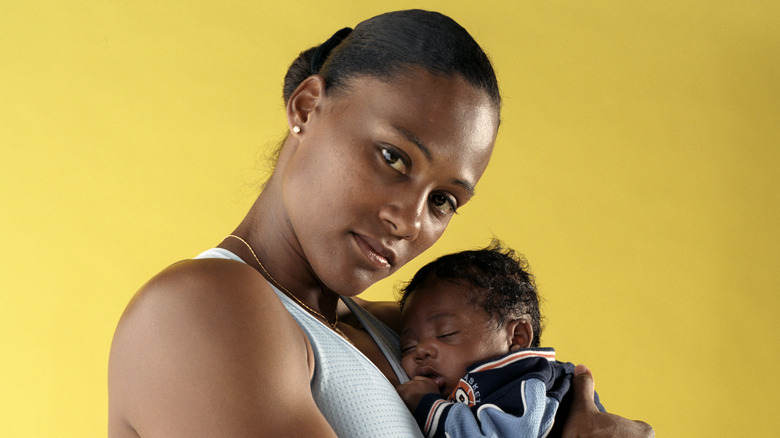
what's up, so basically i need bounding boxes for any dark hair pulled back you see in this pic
[282,9,501,110]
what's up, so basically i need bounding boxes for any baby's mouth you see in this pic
[417,368,447,395]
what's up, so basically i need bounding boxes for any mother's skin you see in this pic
[109,10,652,438]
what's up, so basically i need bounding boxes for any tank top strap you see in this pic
[195,248,408,383]
[340,297,409,384]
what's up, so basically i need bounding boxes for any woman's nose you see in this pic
[379,191,425,241]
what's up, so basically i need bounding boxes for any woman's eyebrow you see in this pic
[391,124,476,197]
[455,180,475,198]
[392,125,432,161]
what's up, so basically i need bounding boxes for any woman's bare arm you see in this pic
[108,259,336,438]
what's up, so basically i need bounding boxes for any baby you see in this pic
[396,241,604,438]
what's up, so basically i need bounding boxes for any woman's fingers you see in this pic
[571,364,598,412]
[563,364,655,438]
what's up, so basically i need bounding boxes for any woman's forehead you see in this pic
[338,70,498,164]
[338,69,499,130]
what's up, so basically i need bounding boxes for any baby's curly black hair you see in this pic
[399,239,543,347]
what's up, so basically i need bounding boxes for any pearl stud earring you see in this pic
[292,125,301,134]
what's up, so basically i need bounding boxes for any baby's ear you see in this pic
[507,318,533,351]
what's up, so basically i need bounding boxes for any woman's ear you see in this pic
[507,318,534,351]
[286,75,326,135]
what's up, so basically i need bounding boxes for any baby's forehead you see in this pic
[402,277,486,319]
[399,307,467,338]
[410,276,473,300]
[421,276,484,301]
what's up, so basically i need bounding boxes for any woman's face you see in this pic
[282,69,498,296]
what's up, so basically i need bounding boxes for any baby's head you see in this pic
[398,240,542,397]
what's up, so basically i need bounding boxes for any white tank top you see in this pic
[195,248,423,437]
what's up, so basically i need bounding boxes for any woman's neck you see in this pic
[222,190,341,323]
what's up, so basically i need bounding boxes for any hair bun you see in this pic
[310,27,353,75]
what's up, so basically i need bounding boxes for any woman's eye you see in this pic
[381,147,408,173]
[431,193,457,215]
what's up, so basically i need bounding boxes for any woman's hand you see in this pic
[396,376,440,412]
[563,365,654,438]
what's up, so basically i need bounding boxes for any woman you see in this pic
[108,10,652,437]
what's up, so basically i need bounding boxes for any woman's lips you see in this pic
[352,233,393,269]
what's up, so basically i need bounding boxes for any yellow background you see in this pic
[2,1,778,436]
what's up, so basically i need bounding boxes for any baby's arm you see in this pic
[397,377,557,438]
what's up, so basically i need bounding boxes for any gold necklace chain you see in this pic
[224,234,350,340]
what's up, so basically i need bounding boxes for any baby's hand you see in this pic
[395,376,440,412]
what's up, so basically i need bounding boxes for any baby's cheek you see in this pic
[400,356,414,376]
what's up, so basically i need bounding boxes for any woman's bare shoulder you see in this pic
[121,258,279,315]
[109,258,334,437]
[113,258,292,343]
